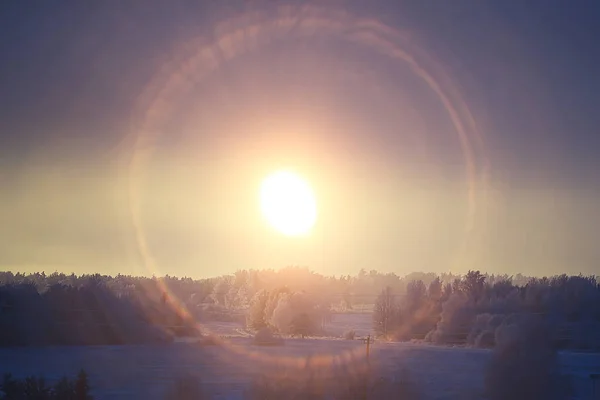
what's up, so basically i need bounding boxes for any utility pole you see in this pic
[360,334,372,400]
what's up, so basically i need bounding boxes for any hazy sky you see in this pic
[1,1,599,278]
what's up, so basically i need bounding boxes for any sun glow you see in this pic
[260,170,317,236]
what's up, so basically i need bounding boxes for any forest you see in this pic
[0,268,599,350]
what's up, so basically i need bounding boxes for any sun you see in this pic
[260,170,317,236]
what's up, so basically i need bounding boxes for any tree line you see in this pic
[1,268,599,349]
[0,272,208,345]
[373,270,600,350]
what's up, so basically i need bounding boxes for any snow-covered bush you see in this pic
[425,294,474,344]
[253,327,283,346]
[467,313,503,348]
[343,329,356,340]
[269,294,295,334]
[269,291,322,336]
[475,330,495,348]
[467,313,493,345]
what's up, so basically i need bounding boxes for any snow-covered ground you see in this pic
[1,314,599,399]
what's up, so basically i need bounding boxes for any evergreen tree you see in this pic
[74,370,92,400]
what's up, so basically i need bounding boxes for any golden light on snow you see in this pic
[260,170,317,236]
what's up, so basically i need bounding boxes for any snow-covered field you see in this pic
[1,314,599,399]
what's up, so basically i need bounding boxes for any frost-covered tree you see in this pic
[247,290,269,329]
[405,280,426,312]
[425,293,474,344]
[269,291,321,335]
[461,270,486,301]
[427,277,442,301]
[441,282,453,301]
[373,287,397,337]
[211,277,232,307]
[289,313,314,338]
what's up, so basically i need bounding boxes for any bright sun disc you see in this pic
[260,170,317,236]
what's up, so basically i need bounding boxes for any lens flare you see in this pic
[127,3,489,369]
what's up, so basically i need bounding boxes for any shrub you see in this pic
[467,314,504,348]
[289,313,314,338]
[253,328,283,346]
[475,331,495,348]
[467,313,494,345]
[487,314,505,330]
[269,292,323,336]
[426,294,474,344]
[343,330,356,340]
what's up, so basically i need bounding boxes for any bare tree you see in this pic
[373,287,397,337]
